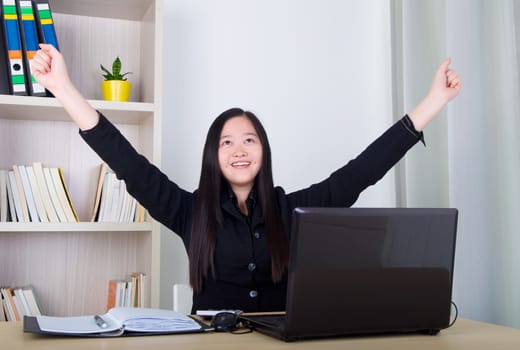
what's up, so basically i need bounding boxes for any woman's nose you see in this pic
[233,146,247,157]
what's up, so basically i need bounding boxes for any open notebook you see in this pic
[24,307,212,337]
[240,207,458,341]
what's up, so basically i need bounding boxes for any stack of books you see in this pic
[0,163,78,223]
[1,285,42,321]
[0,0,59,96]
[106,272,149,311]
[90,163,148,223]
[0,162,148,223]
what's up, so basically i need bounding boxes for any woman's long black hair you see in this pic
[188,107,289,293]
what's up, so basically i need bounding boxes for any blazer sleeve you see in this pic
[286,115,423,208]
[79,112,193,236]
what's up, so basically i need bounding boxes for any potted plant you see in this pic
[100,56,132,101]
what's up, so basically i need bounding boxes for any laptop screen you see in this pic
[284,207,458,338]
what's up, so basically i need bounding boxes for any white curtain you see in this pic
[395,0,520,327]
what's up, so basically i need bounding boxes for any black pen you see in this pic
[94,314,108,328]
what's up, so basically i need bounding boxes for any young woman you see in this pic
[32,44,461,313]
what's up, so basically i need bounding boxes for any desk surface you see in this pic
[2,318,520,350]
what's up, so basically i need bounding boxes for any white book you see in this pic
[0,170,7,222]
[140,273,149,308]
[49,168,77,222]
[99,172,116,222]
[117,181,128,222]
[90,163,108,222]
[22,287,42,316]
[116,281,126,308]
[8,171,25,222]
[129,198,137,222]
[6,172,17,222]
[11,166,30,222]
[17,165,41,222]
[121,193,135,222]
[125,281,132,307]
[43,167,68,223]
[12,296,25,318]
[32,162,59,223]
[13,288,30,316]
[108,177,122,222]
[26,166,49,223]
[97,172,111,222]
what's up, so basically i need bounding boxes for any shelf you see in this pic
[0,0,162,316]
[50,0,154,21]
[0,95,154,124]
[0,222,153,232]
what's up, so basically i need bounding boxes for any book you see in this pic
[23,307,212,337]
[106,273,149,311]
[8,168,27,222]
[90,163,108,222]
[25,165,48,222]
[13,288,29,317]
[16,164,40,222]
[57,167,78,221]
[0,287,19,321]
[106,280,118,311]
[5,171,17,221]
[0,169,7,221]
[91,164,144,222]
[43,166,67,222]
[22,286,41,316]
[32,162,59,222]
[49,167,78,222]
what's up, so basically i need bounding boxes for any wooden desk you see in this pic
[2,318,520,350]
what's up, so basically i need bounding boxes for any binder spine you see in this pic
[32,0,58,50]
[2,0,27,95]
[0,2,12,94]
[16,0,45,96]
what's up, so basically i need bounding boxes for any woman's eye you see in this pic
[245,138,255,144]
[221,140,232,147]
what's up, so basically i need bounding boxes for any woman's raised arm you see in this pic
[408,58,462,131]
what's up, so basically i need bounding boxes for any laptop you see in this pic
[240,207,458,341]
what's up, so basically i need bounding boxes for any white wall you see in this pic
[159,0,397,308]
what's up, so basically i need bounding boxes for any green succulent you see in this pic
[100,56,132,81]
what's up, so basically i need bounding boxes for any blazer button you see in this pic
[249,290,258,298]
[253,232,260,239]
[248,263,257,271]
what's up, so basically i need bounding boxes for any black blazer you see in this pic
[80,113,422,312]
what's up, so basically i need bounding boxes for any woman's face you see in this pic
[218,116,263,194]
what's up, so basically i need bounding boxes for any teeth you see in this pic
[232,162,250,166]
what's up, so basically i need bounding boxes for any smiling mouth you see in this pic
[231,161,251,168]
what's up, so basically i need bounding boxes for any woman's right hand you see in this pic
[32,43,99,131]
[32,43,73,97]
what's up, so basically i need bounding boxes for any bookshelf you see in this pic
[0,0,163,316]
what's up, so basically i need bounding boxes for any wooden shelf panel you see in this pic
[0,222,153,232]
[0,95,155,124]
